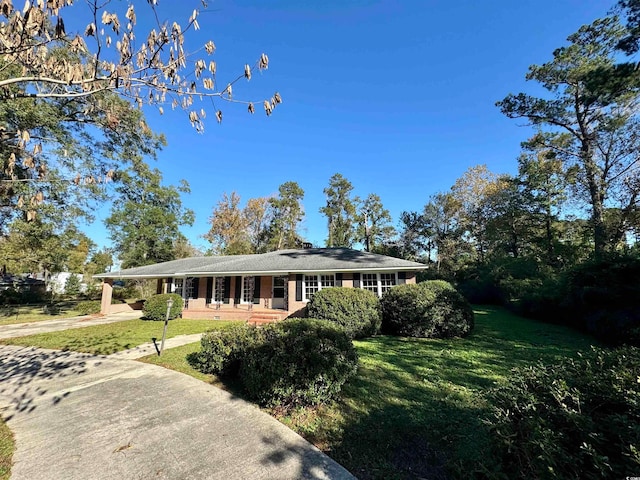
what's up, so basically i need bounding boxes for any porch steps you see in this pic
[247,313,281,326]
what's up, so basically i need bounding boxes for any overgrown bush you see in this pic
[381,281,474,338]
[306,287,381,338]
[189,323,266,377]
[190,319,359,407]
[142,293,183,321]
[76,300,101,315]
[485,347,640,479]
[240,319,358,407]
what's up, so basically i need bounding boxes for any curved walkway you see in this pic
[0,345,355,480]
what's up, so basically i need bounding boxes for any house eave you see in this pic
[95,264,426,280]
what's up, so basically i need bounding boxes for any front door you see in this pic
[272,276,286,309]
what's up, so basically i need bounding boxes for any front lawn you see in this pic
[0,319,241,355]
[140,306,596,479]
[0,303,83,326]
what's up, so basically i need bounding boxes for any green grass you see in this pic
[0,418,13,480]
[0,303,83,325]
[138,306,597,479]
[0,319,241,355]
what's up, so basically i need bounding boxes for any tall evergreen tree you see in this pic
[498,16,640,256]
[320,173,357,247]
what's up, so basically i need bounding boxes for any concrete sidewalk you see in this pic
[0,310,143,339]
[0,345,356,480]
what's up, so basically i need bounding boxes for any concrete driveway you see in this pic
[0,345,355,480]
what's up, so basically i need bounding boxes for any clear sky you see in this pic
[78,0,612,252]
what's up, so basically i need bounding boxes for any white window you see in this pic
[361,273,378,294]
[321,274,335,289]
[360,272,398,297]
[303,273,336,301]
[304,274,319,300]
[380,273,397,295]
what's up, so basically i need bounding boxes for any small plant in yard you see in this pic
[142,293,183,321]
[485,346,640,479]
[306,287,382,338]
[381,280,474,338]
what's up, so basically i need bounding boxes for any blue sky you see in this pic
[78,0,611,252]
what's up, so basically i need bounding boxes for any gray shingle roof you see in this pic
[96,248,427,279]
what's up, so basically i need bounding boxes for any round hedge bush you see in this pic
[239,318,359,407]
[142,293,183,321]
[380,281,474,338]
[485,347,640,479]
[306,286,382,338]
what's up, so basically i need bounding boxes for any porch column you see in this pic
[100,279,113,315]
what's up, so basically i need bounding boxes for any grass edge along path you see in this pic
[0,319,241,355]
[0,418,14,480]
[138,306,597,480]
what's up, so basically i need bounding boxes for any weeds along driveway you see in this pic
[0,345,355,480]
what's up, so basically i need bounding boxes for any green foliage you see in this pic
[320,173,357,247]
[563,255,640,346]
[142,293,183,321]
[105,162,193,269]
[240,319,358,407]
[381,281,474,338]
[190,319,358,407]
[306,287,381,338]
[189,323,266,377]
[0,288,21,306]
[76,300,101,315]
[64,274,81,296]
[485,347,640,479]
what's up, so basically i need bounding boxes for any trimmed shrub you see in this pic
[240,318,358,407]
[190,323,266,377]
[485,347,640,479]
[381,281,474,338]
[306,287,381,338]
[142,293,183,321]
[76,300,101,315]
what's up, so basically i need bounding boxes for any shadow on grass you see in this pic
[303,306,597,480]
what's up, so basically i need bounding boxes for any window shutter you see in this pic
[353,272,360,288]
[398,272,406,285]
[295,274,303,301]
[224,276,231,304]
[234,276,242,303]
[191,278,200,299]
[206,277,213,303]
[253,276,261,304]
[167,277,173,293]
[335,273,343,287]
